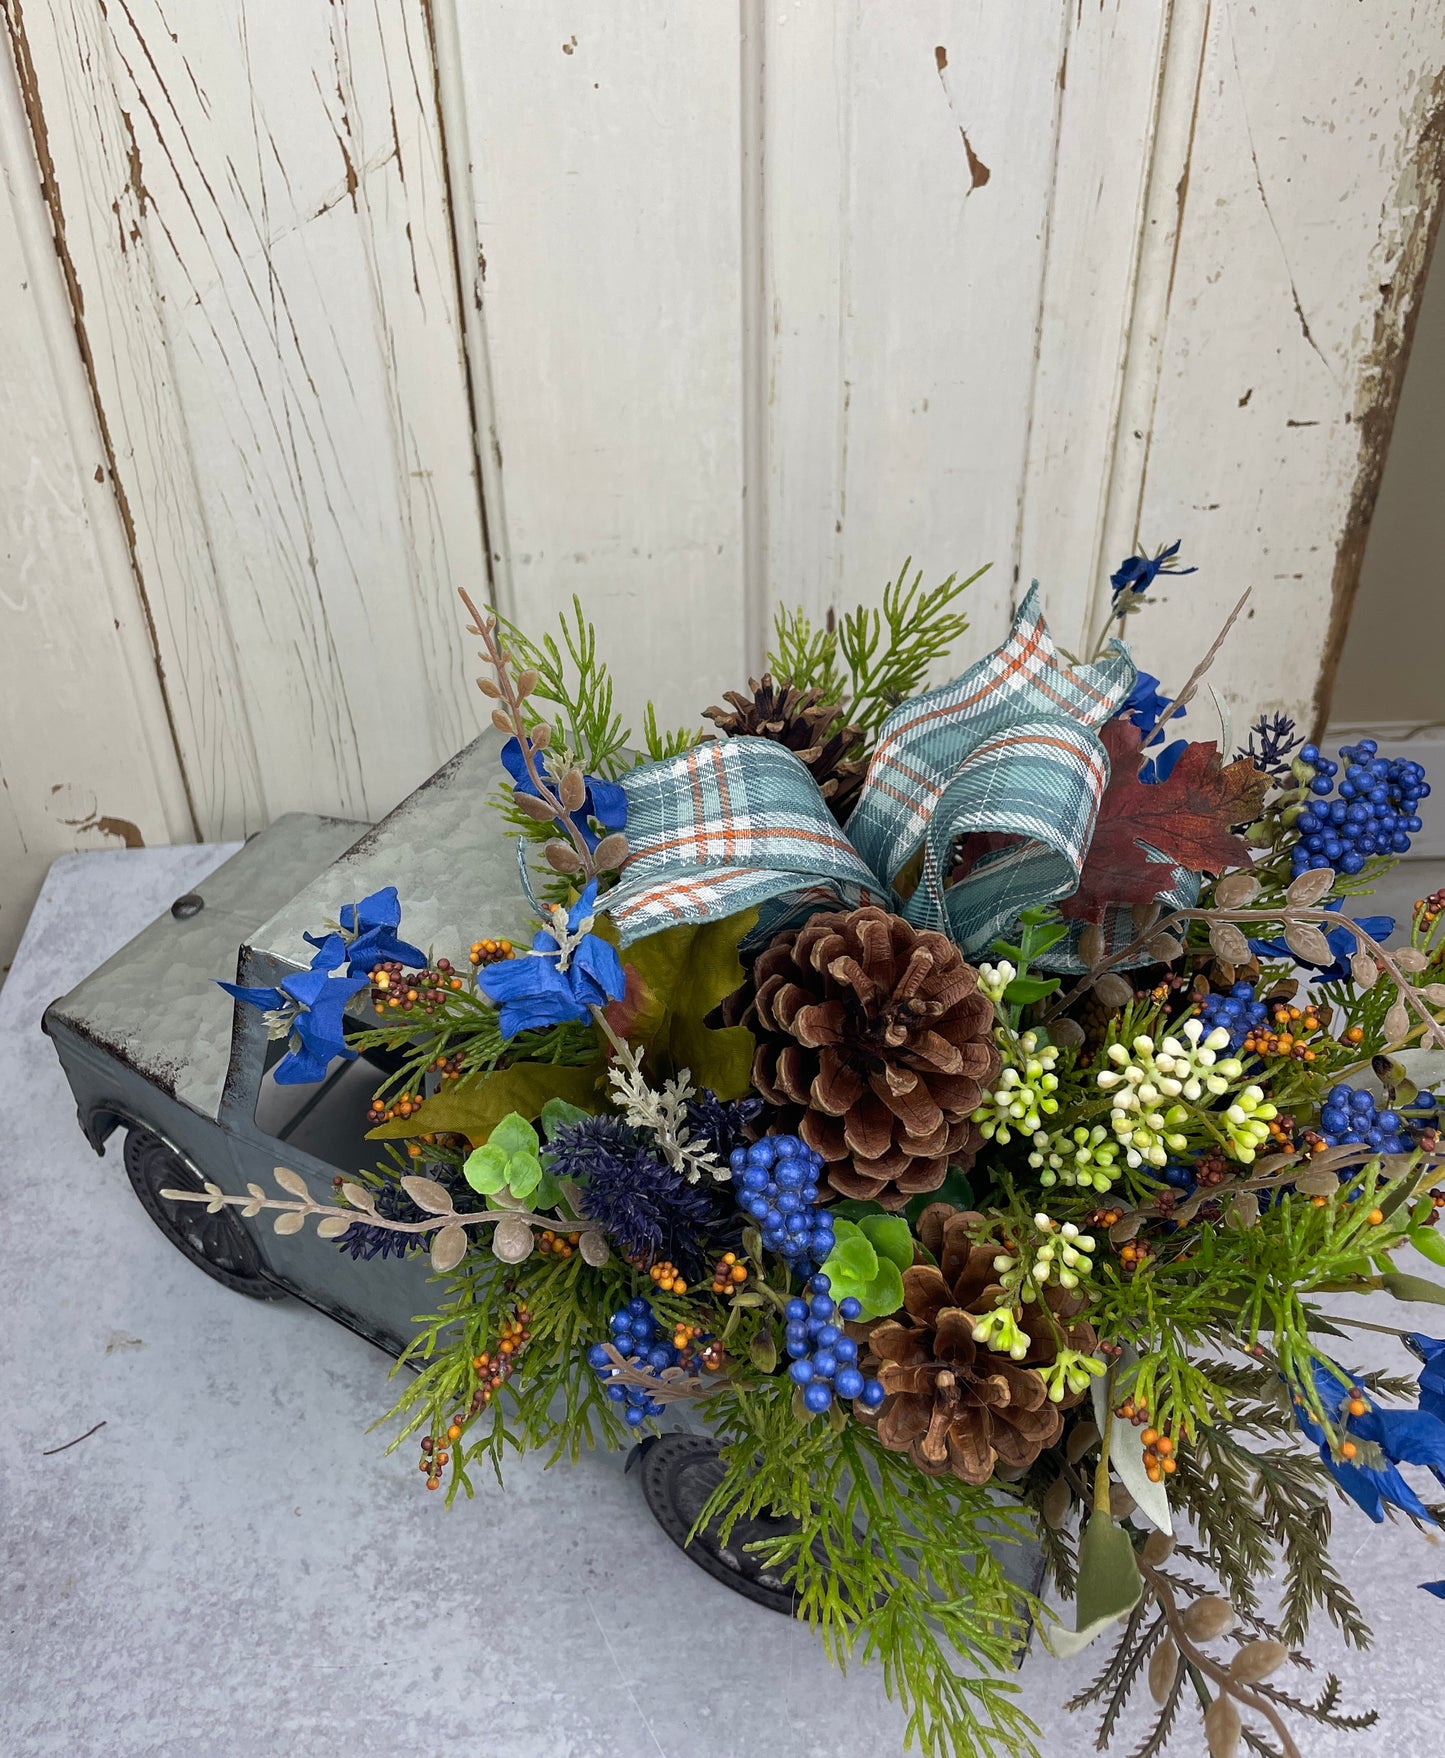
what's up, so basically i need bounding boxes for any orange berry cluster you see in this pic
[1341,1024,1365,1047]
[1415,890,1445,929]
[469,938,515,968]
[368,1090,423,1127]
[1088,1206,1126,1230]
[371,958,467,1016]
[649,1260,688,1295]
[1116,1239,1151,1274]
[1140,1426,1177,1480]
[537,1228,581,1259]
[416,1305,532,1489]
[1241,1001,1322,1062]
[711,1251,749,1295]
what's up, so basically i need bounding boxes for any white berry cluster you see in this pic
[976,960,1016,1003]
[994,1213,1097,1293]
[1028,1122,1123,1191]
[1094,1020,1258,1169]
[972,1031,1060,1144]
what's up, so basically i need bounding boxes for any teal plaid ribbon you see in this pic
[602,585,1194,958]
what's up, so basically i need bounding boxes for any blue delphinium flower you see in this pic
[304,884,425,975]
[1290,1357,1445,1596]
[1119,670,1187,785]
[500,736,627,853]
[548,1114,722,1274]
[476,879,625,1038]
[1248,901,1394,983]
[1110,538,1197,600]
[1406,1333,1445,1425]
[219,933,371,1084]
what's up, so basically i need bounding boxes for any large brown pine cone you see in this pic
[703,676,868,822]
[864,1207,1096,1484]
[727,906,1000,1209]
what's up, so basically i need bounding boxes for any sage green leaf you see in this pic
[1090,1351,1172,1535]
[859,1214,916,1273]
[1075,1510,1143,1631]
[750,1329,778,1373]
[1383,1270,1445,1305]
[532,1166,563,1212]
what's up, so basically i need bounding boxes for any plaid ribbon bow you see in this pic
[602,585,1192,960]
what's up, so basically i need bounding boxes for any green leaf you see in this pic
[505,1152,543,1200]
[1383,1270,1445,1306]
[489,1112,540,1158]
[749,1329,778,1373]
[859,1214,915,1273]
[829,1233,880,1285]
[462,1143,510,1196]
[608,910,759,1098]
[1074,1511,1143,1631]
[1003,975,1061,1006]
[857,1257,905,1320]
[539,1097,591,1140]
[532,1166,563,1212]
[1409,1229,1445,1269]
[368,1061,602,1146]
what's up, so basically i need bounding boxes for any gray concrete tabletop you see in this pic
[3,846,1444,1757]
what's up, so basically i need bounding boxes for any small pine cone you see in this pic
[724,906,1000,1209]
[866,1207,1096,1484]
[704,675,867,823]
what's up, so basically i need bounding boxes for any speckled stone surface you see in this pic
[5,847,1445,1758]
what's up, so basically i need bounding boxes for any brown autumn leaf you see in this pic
[1061,723,1271,923]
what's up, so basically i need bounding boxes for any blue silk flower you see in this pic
[219,932,371,1085]
[477,879,625,1038]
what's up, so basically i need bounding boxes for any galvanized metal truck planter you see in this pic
[42,729,892,1612]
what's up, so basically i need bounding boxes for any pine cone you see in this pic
[704,676,867,822]
[864,1207,1096,1484]
[727,906,1000,1208]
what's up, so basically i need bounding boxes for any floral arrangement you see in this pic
[176,553,1445,1758]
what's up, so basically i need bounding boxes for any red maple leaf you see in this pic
[1060,721,1269,924]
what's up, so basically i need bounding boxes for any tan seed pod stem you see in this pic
[530,721,553,750]
[401,1176,456,1215]
[1395,946,1429,974]
[514,792,560,822]
[1041,1475,1071,1530]
[1078,923,1105,967]
[315,1215,352,1240]
[1210,922,1252,965]
[430,1224,468,1274]
[273,1166,310,1199]
[1182,1596,1237,1642]
[476,677,502,699]
[1286,867,1336,907]
[1148,1636,1181,1706]
[1420,983,1445,1005]
[1213,872,1260,908]
[545,841,584,874]
[1227,1640,1287,1684]
[1204,1695,1242,1758]
[592,832,629,871]
[1284,923,1333,965]
[273,1210,305,1235]
[490,707,514,735]
[558,769,588,812]
[1351,951,1379,990]
[1141,1531,1175,1566]
[1092,971,1134,1009]
[1149,933,1183,962]
[1384,998,1411,1043]
[514,667,541,698]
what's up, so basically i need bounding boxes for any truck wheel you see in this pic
[123,1125,285,1301]
[637,1430,808,1615]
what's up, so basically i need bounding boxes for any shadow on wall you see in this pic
[1332,240,1445,731]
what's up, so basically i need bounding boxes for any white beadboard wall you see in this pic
[1,1,1443,974]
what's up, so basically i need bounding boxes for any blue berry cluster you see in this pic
[784,1275,886,1415]
[1199,982,1269,1052]
[587,1297,700,1428]
[1317,1084,1409,1155]
[1293,740,1429,877]
[731,1134,836,1270]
